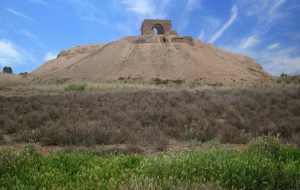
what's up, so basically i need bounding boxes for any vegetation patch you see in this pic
[0,86,300,146]
[277,74,300,85]
[64,83,87,91]
[0,137,299,189]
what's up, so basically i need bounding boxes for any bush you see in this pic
[1,87,299,146]
[64,84,86,91]
[2,66,12,74]
[0,132,4,144]
[19,72,28,76]
[280,73,288,78]
[278,74,300,85]
[41,123,110,146]
[248,136,283,157]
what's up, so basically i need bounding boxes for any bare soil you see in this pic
[30,36,273,84]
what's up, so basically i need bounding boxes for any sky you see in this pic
[0,0,299,75]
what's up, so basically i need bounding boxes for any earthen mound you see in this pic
[31,20,273,84]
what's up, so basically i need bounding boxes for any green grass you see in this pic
[0,137,299,189]
[64,83,87,91]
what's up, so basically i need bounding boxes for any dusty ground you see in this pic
[0,140,247,156]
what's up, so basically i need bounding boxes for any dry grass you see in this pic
[0,77,295,97]
[0,83,299,146]
[0,73,28,87]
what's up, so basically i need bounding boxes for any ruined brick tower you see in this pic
[135,19,193,45]
[141,19,178,35]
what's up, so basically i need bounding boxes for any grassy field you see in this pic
[0,137,299,189]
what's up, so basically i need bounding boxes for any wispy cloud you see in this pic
[267,43,280,50]
[238,0,287,34]
[20,30,46,47]
[6,8,37,23]
[222,36,300,76]
[219,0,297,75]
[0,39,35,67]
[186,0,202,11]
[118,0,172,36]
[198,29,204,40]
[178,0,202,32]
[240,35,260,49]
[121,0,171,19]
[21,29,39,40]
[197,17,221,41]
[261,47,300,75]
[209,5,238,43]
[64,0,108,25]
[44,52,57,62]
[122,0,155,17]
[28,0,49,6]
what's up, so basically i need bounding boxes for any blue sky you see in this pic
[0,0,299,75]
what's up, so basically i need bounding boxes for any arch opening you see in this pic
[152,28,158,35]
[152,24,165,35]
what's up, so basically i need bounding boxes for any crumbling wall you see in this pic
[171,36,193,45]
[141,19,176,35]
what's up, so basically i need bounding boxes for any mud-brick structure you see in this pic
[141,19,178,35]
[137,19,193,45]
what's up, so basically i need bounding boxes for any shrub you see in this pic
[2,66,13,74]
[64,84,86,91]
[248,136,283,158]
[1,87,300,146]
[278,74,300,85]
[41,123,110,146]
[18,129,42,143]
[19,72,28,76]
[0,132,4,144]
[280,73,288,78]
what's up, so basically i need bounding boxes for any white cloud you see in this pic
[238,0,287,34]
[261,47,300,75]
[6,8,36,23]
[202,17,222,40]
[0,40,18,58]
[121,0,171,19]
[118,0,172,36]
[186,0,202,11]
[44,52,57,62]
[0,39,34,67]
[267,43,280,50]
[218,0,299,75]
[198,30,204,40]
[64,0,108,25]
[28,0,49,6]
[122,0,154,16]
[21,29,39,39]
[222,36,300,76]
[178,0,202,32]
[240,35,260,49]
[209,5,238,43]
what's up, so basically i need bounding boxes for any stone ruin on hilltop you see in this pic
[141,19,177,35]
[134,19,193,45]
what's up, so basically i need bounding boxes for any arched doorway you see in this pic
[152,24,165,35]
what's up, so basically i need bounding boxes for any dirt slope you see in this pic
[31,36,273,84]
